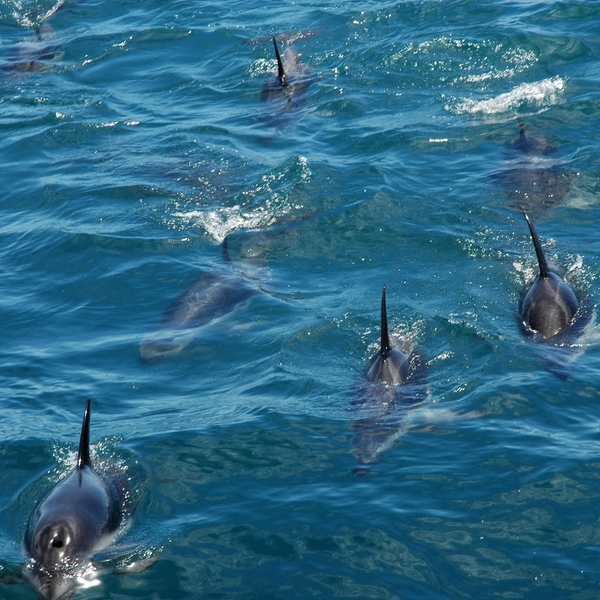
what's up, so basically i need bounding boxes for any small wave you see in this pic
[171,156,311,242]
[445,76,566,116]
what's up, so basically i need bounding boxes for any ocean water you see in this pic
[2,0,600,598]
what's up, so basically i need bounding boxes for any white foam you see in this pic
[446,76,566,116]
[172,156,310,242]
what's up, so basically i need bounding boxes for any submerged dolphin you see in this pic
[23,400,124,600]
[350,286,427,475]
[3,26,60,73]
[139,238,258,363]
[519,211,579,340]
[494,120,575,215]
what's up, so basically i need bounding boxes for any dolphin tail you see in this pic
[77,398,92,469]
[523,211,549,279]
[380,285,393,360]
[272,36,287,87]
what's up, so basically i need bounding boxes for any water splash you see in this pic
[445,76,566,116]
[171,156,311,242]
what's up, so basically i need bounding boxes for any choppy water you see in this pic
[2,0,600,598]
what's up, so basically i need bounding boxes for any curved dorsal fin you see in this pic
[222,236,232,264]
[519,118,525,138]
[272,36,287,87]
[523,211,549,279]
[380,285,393,360]
[77,398,92,470]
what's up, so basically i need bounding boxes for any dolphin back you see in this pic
[521,272,578,339]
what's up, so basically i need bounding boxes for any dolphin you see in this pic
[494,120,575,215]
[350,286,427,475]
[261,36,314,101]
[139,238,258,363]
[519,211,579,339]
[3,26,61,73]
[23,399,124,600]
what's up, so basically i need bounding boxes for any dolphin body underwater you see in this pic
[350,286,427,475]
[3,25,60,73]
[495,120,575,215]
[22,399,145,600]
[140,238,259,363]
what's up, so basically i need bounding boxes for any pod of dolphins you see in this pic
[4,21,593,600]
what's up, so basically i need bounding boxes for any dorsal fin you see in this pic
[519,118,525,139]
[380,285,393,361]
[77,398,92,469]
[221,236,232,264]
[272,36,287,87]
[523,211,549,279]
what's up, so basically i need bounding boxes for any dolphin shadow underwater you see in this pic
[3,25,61,73]
[493,120,575,216]
[349,286,428,475]
[139,238,263,363]
[518,211,594,378]
[16,399,153,600]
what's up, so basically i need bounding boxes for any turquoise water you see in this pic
[2,0,600,597]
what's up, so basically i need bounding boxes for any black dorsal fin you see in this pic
[221,236,232,264]
[519,118,525,139]
[380,285,393,361]
[77,398,92,469]
[272,36,287,87]
[523,211,549,279]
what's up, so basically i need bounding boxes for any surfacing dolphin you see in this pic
[519,211,578,340]
[494,120,575,215]
[139,238,259,363]
[350,286,427,475]
[261,36,314,113]
[23,400,131,600]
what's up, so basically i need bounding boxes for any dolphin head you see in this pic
[139,330,195,363]
[29,520,75,566]
[23,562,78,600]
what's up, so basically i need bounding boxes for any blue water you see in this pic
[2,0,600,598]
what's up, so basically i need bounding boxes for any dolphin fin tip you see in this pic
[77,398,92,469]
[380,284,392,360]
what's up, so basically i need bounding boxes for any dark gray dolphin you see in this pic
[139,238,258,363]
[494,120,574,215]
[350,286,427,475]
[519,211,578,339]
[23,399,123,600]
